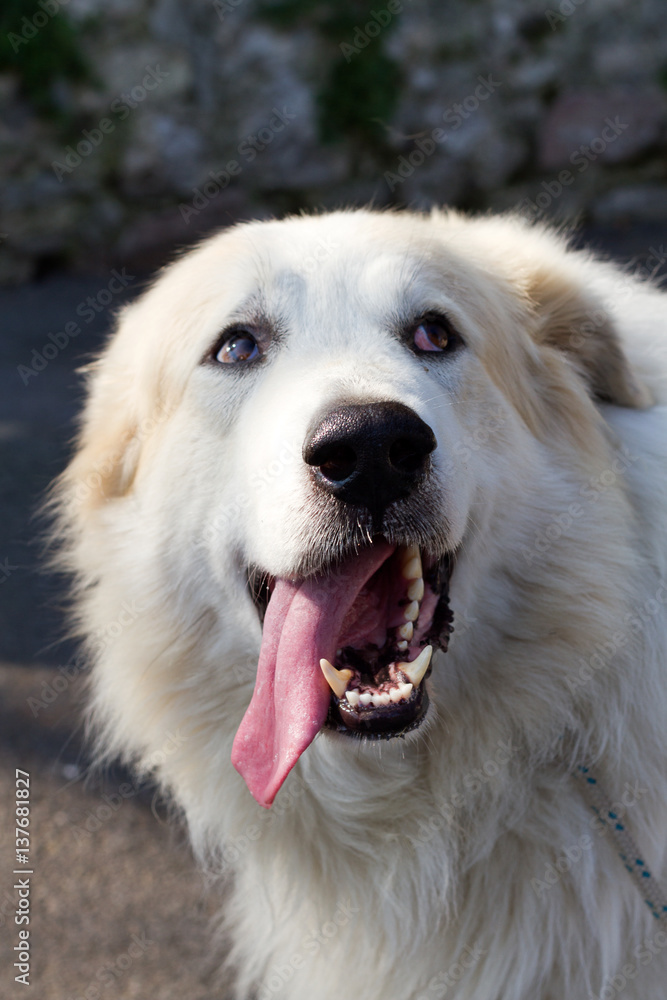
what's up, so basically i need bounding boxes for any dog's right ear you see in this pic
[524,243,653,410]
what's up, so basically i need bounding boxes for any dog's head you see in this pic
[60,209,650,808]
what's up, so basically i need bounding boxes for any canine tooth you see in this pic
[401,545,422,580]
[404,600,419,622]
[407,577,424,602]
[359,692,373,707]
[399,646,433,686]
[397,640,408,651]
[398,622,413,641]
[346,689,360,707]
[319,659,353,698]
[398,681,413,697]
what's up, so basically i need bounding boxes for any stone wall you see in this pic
[1,0,667,282]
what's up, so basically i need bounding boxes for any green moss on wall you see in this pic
[258,0,402,149]
[0,0,91,119]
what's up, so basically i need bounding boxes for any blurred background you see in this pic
[1,1,667,997]
[2,0,667,282]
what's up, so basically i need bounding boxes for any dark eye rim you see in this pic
[407,313,465,356]
[204,324,267,368]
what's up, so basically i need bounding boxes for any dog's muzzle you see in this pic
[233,400,452,808]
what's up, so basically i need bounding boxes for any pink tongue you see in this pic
[232,541,394,807]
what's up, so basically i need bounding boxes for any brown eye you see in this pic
[215,331,260,364]
[412,319,454,353]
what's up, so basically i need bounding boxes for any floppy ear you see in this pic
[59,299,160,515]
[527,263,652,409]
[65,363,143,510]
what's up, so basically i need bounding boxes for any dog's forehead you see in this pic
[222,220,459,328]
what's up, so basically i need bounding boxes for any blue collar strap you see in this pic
[575,765,667,923]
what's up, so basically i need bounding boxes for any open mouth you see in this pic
[319,544,454,737]
[233,539,454,807]
[250,544,454,738]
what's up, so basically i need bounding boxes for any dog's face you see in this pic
[65,210,648,809]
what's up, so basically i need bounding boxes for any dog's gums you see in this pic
[319,545,441,735]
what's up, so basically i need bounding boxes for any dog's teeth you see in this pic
[371,692,391,708]
[407,577,424,602]
[404,600,419,622]
[398,681,413,697]
[397,640,408,651]
[346,689,360,707]
[401,545,422,581]
[389,687,403,703]
[319,658,353,698]
[399,646,433,686]
[359,692,373,707]
[398,621,413,641]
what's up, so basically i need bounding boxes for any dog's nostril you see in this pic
[318,444,357,483]
[389,438,428,475]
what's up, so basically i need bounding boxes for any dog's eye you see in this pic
[412,318,458,353]
[215,330,260,365]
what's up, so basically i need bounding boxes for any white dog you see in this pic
[54,210,667,999]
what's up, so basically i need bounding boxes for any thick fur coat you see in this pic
[54,210,667,999]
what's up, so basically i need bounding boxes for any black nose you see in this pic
[303,402,436,512]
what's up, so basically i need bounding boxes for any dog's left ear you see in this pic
[527,264,652,409]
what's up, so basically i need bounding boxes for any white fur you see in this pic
[54,210,667,999]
